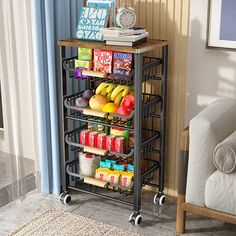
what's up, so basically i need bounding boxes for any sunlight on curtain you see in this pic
[0,0,39,206]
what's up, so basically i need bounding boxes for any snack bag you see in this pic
[120,172,134,191]
[107,170,120,190]
[95,168,109,181]
[74,59,92,78]
[128,164,134,172]
[78,48,92,61]
[113,164,125,171]
[113,52,132,76]
[100,161,111,169]
[88,118,110,134]
[93,49,113,73]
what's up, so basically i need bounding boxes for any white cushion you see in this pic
[213,131,236,174]
[186,98,236,206]
[205,170,236,215]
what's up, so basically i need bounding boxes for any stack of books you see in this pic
[100,27,148,46]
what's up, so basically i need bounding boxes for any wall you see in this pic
[121,0,190,197]
[186,0,236,123]
[0,1,38,160]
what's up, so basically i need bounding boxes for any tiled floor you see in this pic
[0,152,36,207]
[0,189,235,236]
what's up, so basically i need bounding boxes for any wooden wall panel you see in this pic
[130,0,190,197]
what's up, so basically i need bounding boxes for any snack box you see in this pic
[93,49,113,73]
[113,52,132,76]
[78,48,93,61]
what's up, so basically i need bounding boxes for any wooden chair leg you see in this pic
[176,194,186,234]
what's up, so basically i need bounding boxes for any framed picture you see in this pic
[208,0,236,49]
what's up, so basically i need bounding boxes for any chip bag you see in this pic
[120,172,134,191]
[107,170,120,190]
[78,48,92,61]
[95,168,109,181]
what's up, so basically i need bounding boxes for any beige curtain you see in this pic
[0,0,39,206]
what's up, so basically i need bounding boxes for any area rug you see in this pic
[8,209,140,236]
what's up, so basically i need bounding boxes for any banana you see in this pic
[111,85,127,101]
[106,83,116,93]
[114,91,123,106]
[95,82,109,94]
[107,92,112,101]
[100,87,107,96]
[122,86,132,97]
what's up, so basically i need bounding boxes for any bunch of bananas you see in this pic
[95,82,134,106]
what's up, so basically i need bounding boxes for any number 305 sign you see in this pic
[76,7,109,41]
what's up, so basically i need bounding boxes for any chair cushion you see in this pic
[186,98,236,206]
[205,170,236,215]
[213,131,236,174]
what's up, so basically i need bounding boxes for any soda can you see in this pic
[114,136,126,153]
[80,130,89,145]
[105,135,116,151]
[97,133,107,149]
[88,131,98,147]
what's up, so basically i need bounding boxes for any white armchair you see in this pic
[176,98,236,234]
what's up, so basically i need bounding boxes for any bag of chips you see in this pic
[107,170,120,190]
[95,168,109,181]
[120,172,134,190]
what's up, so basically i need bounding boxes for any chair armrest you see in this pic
[178,127,189,195]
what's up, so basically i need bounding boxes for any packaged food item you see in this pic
[113,52,132,76]
[107,170,120,190]
[120,172,134,190]
[113,164,125,171]
[100,161,111,169]
[114,136,126,153]
[128,131,134,148]
[105,159,117,164]
[75,59,92,78]
[93,49,113,73]
[88,118,110,134]
[78,48,92,61]
[75,59,92,69]
[105,135,116,151]
[80,130,90,145]
[128,164,134,172]
[88,131,98,147]
[110,127,130,148]
[96,133,107,149]
[95,168,109,181]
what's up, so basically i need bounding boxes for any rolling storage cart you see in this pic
[57,38,168,225]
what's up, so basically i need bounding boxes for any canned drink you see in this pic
[97,133,107,149]
[88,131,98,147]
[80,130,89,145]
[114,136,126,153]
[105,135,116,151]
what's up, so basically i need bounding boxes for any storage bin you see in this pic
[78,152,100,177]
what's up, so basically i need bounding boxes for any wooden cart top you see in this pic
[57,38,168,54]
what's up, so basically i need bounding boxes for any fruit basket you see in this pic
[64,90,161,120]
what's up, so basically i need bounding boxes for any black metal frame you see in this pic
[58,44,168,214]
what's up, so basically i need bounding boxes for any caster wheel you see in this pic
[129,212,142,226]
[59,193,71,205]
[153,193,166,205]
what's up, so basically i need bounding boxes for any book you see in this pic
[76,7,109,41]
[87,0,116,27]
[100,27,146,36]
[105,37,147,46]
[103,32,149,42]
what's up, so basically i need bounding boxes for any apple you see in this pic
[121,95,134,110]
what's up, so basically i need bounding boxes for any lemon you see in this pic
[102,103,118,113]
